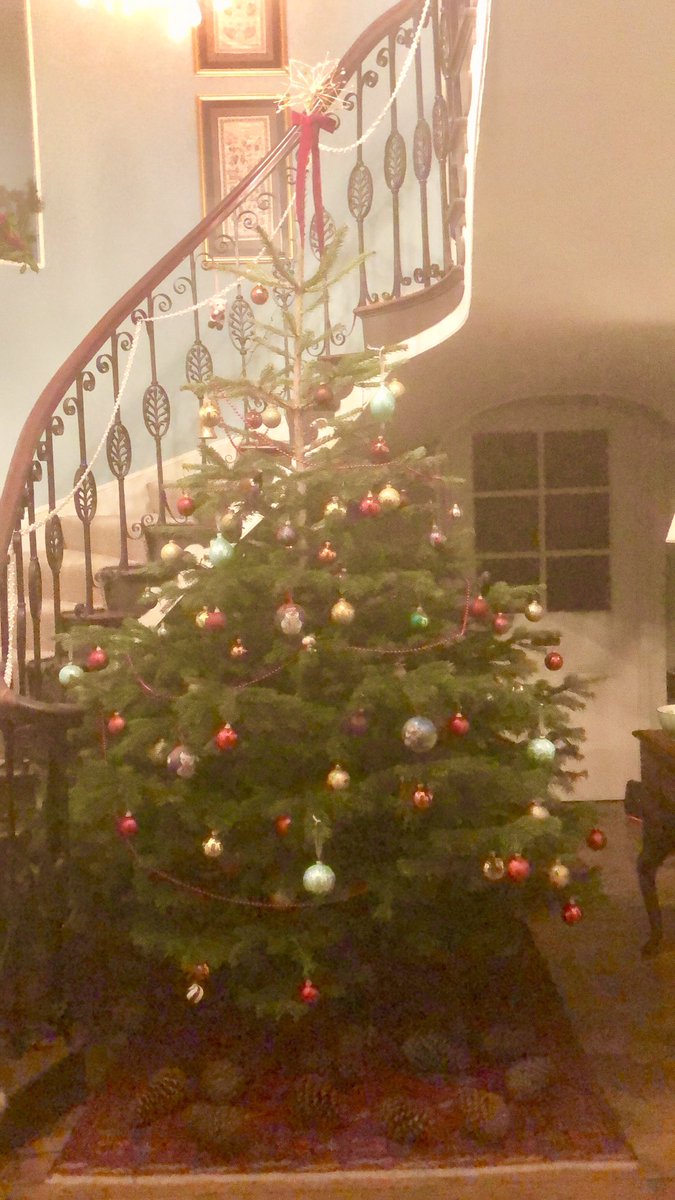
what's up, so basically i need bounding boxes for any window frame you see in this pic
[472,428,611,613]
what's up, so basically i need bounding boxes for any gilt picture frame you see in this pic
[198,97,290,262]
[194,0,287,74]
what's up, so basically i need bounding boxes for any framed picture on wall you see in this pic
[194,0,286,73]
[198,97,289,262]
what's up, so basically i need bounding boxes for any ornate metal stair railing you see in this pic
[0,0,478,709]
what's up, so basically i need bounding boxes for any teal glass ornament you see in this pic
[402,716,438,753]
[369,384,396,420]
[410,606,429,631]
[303,861,336,895]
[208,534,235,566]
[58,662,84,687]
[526,736,556,764]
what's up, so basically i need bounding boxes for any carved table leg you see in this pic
[637,815,675,957]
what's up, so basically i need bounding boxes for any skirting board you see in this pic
[36,1158,642,1200]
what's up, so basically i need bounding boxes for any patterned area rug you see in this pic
[56,928,632,1176]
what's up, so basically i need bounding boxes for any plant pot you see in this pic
[95,565,157,616]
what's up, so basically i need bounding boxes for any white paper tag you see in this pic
[138,594,184,629]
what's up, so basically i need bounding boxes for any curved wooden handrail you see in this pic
[0,0,421,571]
[0,0,424,713]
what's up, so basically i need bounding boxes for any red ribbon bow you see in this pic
[291,110,338,256]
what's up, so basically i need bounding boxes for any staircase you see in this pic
[0,0,486,1063]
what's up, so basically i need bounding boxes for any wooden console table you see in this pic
[632,730,675,955]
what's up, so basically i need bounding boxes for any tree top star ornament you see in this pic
[276,57,343,116]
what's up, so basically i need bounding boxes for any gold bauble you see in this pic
[331,597,355,625]
[148,738,170,765]
[202,831,224,859]
[549,860,571,888]
[378,483,401,510]
[199,399,219,423]
[525,599,544,622]
[160,539,183,564]
[327,763,350,791]
[261,404,282,429]
[195,607,209,629]
[388,378,406,399]
[482,851,506,882]
[529,801,550,820]
[324,495,347,519]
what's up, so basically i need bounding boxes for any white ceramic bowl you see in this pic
[657,704,675,735]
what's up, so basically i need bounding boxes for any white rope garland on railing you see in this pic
[3,558,17,688]
[2,0,441,687]
[322,0,433,155]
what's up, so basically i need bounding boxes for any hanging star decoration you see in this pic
[276,57,344,116]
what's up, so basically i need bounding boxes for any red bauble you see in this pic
[239,476,261,499]
[176,493,196,517]
[191,962,210,981]
[275,814,292,836]
[412,783,433,810]
[369,435,391,463]
[586,827,607,851]
[299,979,319,1004]
[215,723,238,751]
[492,612,511,635]
[468,595,490,620]
[562,899,583,925]
[506,854,531,882]
[245,411,263,430]
[317,540,337,565]
[359,491,381,517]
[87,646,108,671]
[448,712,470,737]
[250,284,269,305]
[107,712,126,736]
[314,383,338,412]
[204,609,226,631]
[117,811,138,838]
[545,651,564,671]
[345,708,369,736]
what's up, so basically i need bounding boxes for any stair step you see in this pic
[0,1038,87,1152]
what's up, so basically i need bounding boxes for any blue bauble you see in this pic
[369,384,396,420]
[208,534,235,566]
[59,663,84,687]
[303,861,336,895]
[527,736,556,764]
[402,715,438,753]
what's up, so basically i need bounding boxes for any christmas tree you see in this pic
[59,227,600,1024]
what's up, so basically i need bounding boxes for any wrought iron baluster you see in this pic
[272,250,294,409]
[431,0,452,272]
[43,417,64,637]
[383,32,407,300]
[413,30,433,287]
[228,286,256,379]
[25,465,43,692]
[141,294,170,525]
[347,66,376,308]
[309,211,338,356]
[65,371,97,612]
[183,254,213,387]
[100,332,133,568]
[12,526,27,695]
